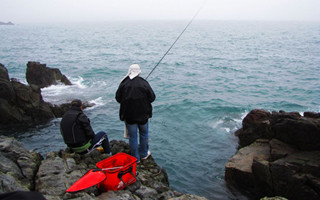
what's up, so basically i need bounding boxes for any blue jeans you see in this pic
[126,121,149,161]
[90,131,110,154]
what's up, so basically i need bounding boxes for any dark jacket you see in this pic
[116,76,156,124]
[60,106,95,147]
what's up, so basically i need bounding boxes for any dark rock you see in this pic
[269,139,297,161]
[225,139,270,194]
[0,64,57,126]
[271,113,320,151]
[270,151,320,200]
[26,61,72,88]
[0,63,94,127]
[304,112,320,119]
[235,109,273,148]
[0,63,10,80]
[226,109,320,200]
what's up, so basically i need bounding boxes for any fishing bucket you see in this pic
[96,152,137,191]
[66,152,137,193]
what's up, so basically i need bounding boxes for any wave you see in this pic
[85,97,107,110]
[41,76,108,105]
[70,76,87,89]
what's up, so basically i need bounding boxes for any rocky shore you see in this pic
[0,62,207,199]
[0,136,207,200]
[1,62,319,199]
[225,109,320,200]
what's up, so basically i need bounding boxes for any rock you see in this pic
[168,194,209,200]
[269,139,296,161]
[272,112,320,150]
[235,109,273,147]
[225,139,270,193]
[0,64,56,126]
[226,109,320,200]
[135,186,158,199]
[0,63,94,127]
[304,112,320,118]
[26,61,72,88]
[260,197,288,200]
[0,136,43,192]
[0,136,208,200]
[97,190,137,200]
[270,151,320,200]
[0,63,10,80]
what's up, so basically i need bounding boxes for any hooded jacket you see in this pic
[116,76,156,124]
[60,106,95,147]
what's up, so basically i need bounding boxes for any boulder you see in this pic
[225,139,271,195]
[0,75,55,126]
[270,151,320,200]
[0,63,94,127]
[235,109,273,147]
[0,136,43,192]
[226,110,320,200]
[26,61,72,88]
[271,112,320,150]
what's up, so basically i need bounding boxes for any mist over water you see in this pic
[1,20,319,199]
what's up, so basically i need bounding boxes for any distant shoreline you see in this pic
[0,21,14,25]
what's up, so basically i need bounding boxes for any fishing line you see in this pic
[145,2,206,80]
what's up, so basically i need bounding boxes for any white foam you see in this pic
[70,76,87,89]
[86,97,106,110]
[209,120,223,129]
[224,128,231,133]
[41,76,89,104]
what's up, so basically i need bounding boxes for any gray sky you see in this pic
[1,0,319,23]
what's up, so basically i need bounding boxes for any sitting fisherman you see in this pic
[60,99,111,154]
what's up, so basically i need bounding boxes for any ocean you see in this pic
[0,20,319,199]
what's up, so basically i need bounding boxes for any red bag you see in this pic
[96,152,137,191]
[66,153,137,192]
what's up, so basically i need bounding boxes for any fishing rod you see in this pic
[145,3,205,80]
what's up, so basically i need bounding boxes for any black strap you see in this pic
[117,166,140,191]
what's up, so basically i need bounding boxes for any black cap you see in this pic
[71,99,82,107]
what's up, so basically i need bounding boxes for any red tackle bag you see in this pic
[96,152,137,191]
[66,152,137,193]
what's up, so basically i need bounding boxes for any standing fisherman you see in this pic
[116,64,156,162]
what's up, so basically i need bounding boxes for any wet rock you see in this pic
[0,64,55,126]
[26,61,72,88]
[0,63,94,127]
[225,139,270,192]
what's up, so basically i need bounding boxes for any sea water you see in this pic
[0,20,319,199]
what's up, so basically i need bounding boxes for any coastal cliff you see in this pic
[225,109,320,200]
